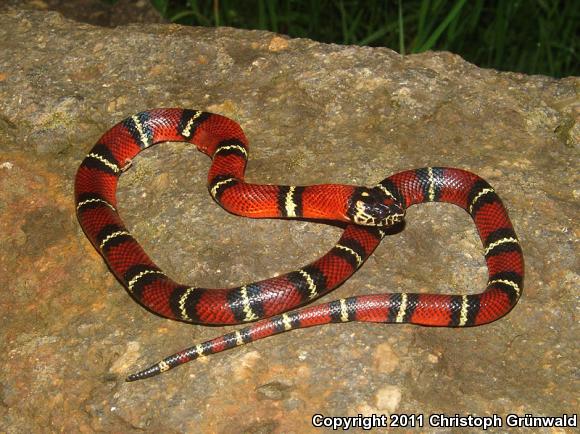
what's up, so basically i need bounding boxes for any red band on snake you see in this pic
[74,108,524,381]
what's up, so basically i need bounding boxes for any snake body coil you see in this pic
[74,108,524,381]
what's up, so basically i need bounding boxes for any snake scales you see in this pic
[74,108,524,381]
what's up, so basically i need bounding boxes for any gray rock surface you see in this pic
[1,9,578,433]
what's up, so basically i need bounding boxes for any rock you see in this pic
[0,0,165,27]
[0,9,577,433]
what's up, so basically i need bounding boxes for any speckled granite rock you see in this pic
[1,9,578,434]
[0,0,165,27]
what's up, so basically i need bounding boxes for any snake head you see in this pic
[347,186,405,227]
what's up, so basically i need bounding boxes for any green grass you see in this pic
[108,0,579,78]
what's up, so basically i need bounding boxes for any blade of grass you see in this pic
[415,0,468,52]
[338,0,349,44]
[213,0,220,27]
[398,0,405,55]
[150,0,168,16]
[257,0,266,30]
[346,9,364,44]
[266,0,279,33]
[357,23,397,46]
[171,10,199,22]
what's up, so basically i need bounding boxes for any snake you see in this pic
[74,108,524,381]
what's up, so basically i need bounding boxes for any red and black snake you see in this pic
[74,108,524,381]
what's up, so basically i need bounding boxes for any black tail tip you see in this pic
[125,364,162,382]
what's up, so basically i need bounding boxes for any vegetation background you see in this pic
[104,0,578,78]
